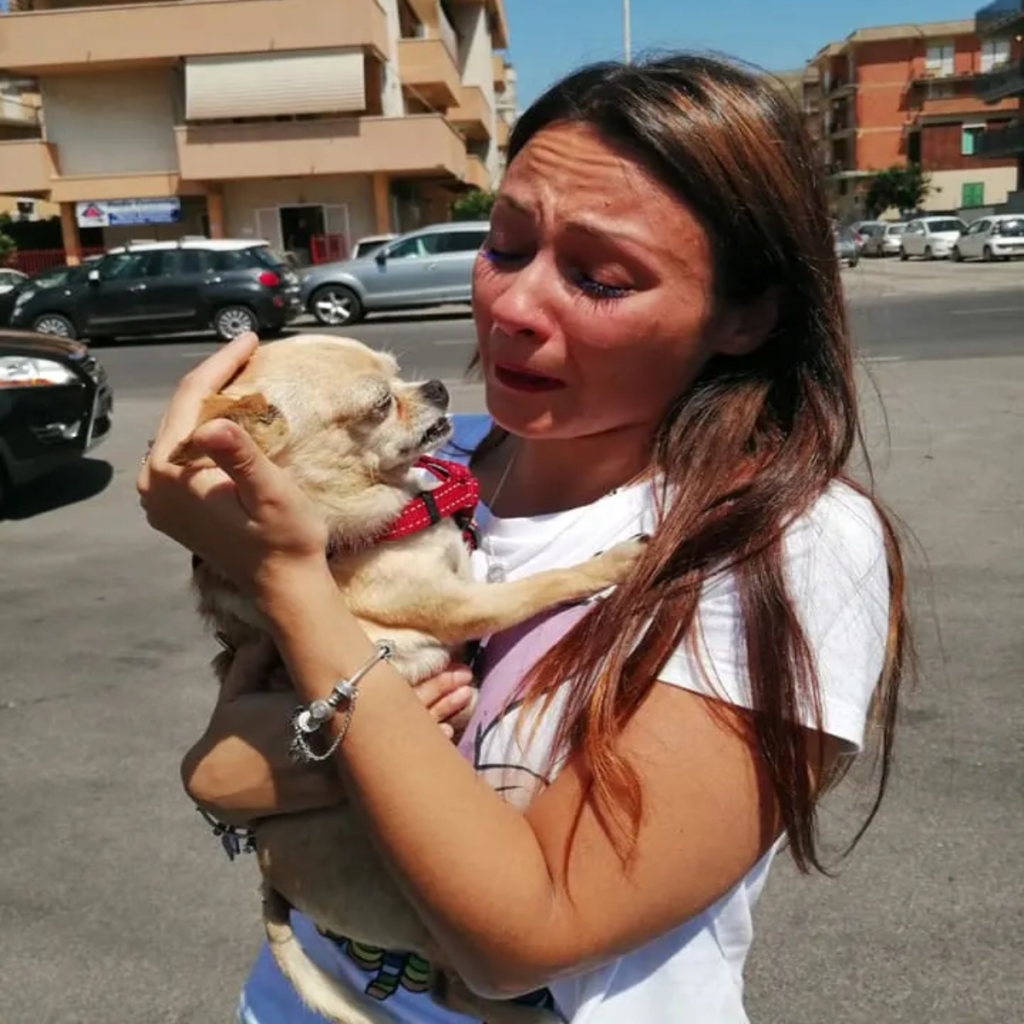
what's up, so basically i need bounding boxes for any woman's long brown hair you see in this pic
[472,53,911,874]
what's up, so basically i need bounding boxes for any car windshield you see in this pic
[997,218,1024,237]
[928,219,964,232]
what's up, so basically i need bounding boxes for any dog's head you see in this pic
[170,335,452,527]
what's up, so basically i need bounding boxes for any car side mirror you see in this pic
[375,250,388,266]
[87,268,101,284]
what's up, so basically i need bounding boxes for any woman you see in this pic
[139,53,908,1023]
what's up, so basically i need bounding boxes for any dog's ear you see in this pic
[169,392,289,466]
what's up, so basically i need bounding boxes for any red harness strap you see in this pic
[377,455,480,550]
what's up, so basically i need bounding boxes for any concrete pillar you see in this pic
[59,202,81,266]
[372,172,391,234]
[206,191,225,239]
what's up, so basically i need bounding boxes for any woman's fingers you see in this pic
[412,664,476,725]
[149,332,259,464]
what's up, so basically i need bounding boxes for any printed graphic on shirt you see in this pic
[327,601,592,1008]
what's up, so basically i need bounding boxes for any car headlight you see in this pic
[0,355,78,388]
[12,289,35,310]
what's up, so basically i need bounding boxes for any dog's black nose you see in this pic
[420,379,449,409]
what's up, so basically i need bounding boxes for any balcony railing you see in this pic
[975,119,1024,156]
[975,59,1024,102]
[976,0,1024,36]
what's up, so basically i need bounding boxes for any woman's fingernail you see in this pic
[440,724,455,739]
[454,685,474,701]
[451,666,474,685]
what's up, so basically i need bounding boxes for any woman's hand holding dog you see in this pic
[137,332,330,599]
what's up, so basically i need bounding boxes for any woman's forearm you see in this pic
[260,561,580,996]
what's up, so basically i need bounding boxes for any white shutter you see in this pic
[255,208,283,252]
[186,49,366,121]
[325,204,351,241]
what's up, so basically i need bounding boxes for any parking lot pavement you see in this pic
[0,332,1021,1022]
[844,255,1023,299]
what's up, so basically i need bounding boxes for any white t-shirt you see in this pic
[239,477,889,1024]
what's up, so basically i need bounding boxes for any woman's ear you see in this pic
[169,392,288,466]
[713,288,782,357]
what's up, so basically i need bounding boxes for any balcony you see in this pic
[448,84,492,140]
[398,38,461,109]
[493,55,508,93]
[0,0,389,75]
[174,114,468,181]
[0,139,58,195]
[976,59,1024,102]
[465,154,490,190]
[976,0,1024,37]
[975,119,1024,156]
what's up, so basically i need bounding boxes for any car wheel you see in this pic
[899,247,909,261]
[848,254,859,268]
[213,305,258,341]
[32,313,77,339]
[982,245,994,263]
[951,246,962,262]
[310,285,364,327]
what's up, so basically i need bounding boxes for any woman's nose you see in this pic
[485,256,554,340]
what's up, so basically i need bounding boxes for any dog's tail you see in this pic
[263,885,396,1024]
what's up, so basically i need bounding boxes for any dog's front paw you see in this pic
[582,534,649,588]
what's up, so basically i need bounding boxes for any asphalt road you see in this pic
[0,282,1021,1023]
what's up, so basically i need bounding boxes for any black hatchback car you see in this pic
[8,240,303,343]
[0,328,114,509]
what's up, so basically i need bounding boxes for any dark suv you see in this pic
[9,240,303,342]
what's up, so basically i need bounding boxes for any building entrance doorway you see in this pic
[280,205,325,267]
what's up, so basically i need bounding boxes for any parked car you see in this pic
[861,222,907,257]
[350,233,397,259]
[850,221,884,252]
[833,225,860,267]
[0,268,28,295]
[301,221,491,326]
[1,264,84,327]
[951,214,1024,262]
[899,217,967,261]
[0,328,114,510]
[8,239,303,343]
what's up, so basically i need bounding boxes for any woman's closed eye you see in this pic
[483,247,632,301]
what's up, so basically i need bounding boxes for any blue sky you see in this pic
[504,0,980,108]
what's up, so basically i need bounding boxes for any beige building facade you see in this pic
[0,0,512,263]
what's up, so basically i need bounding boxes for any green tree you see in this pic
[864,164,932,218]
[451,189,496,221]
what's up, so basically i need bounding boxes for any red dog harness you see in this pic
[377,455,480,551]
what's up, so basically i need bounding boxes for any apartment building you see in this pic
[806,19,1021,217]
[0,0,513,264]
[973,0,1024,210]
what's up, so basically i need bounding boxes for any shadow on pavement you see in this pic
[1,458,114,521]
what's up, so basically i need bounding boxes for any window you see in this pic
[981,39,1011,73]
[961,124,986,156]
[386,236,430,259]
[961,182,985,208]
[436,230,488,254]
[158,249,213,275]
[926,43,955,77]
[211,249,263,272]
[99,251,164,281]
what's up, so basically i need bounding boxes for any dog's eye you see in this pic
[375,393,394,414]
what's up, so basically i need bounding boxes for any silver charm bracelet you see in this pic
[289,640,395,764]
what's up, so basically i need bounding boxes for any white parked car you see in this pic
[899,217,967,261]
[951,214,1024,262]
[350,233,397,259]
[0,268,28,294]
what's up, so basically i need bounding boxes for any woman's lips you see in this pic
[493,363,566,393]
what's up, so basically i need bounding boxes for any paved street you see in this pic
[0,264,1022,1023]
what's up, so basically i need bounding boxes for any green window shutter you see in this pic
[961,128,975,156]
[961,182,985,207]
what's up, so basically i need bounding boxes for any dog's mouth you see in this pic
[419,416,452,449]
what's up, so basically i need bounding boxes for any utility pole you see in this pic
[623,0,632,65]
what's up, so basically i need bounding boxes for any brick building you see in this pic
[806,19,1021,218]
[973,0,1024,211]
